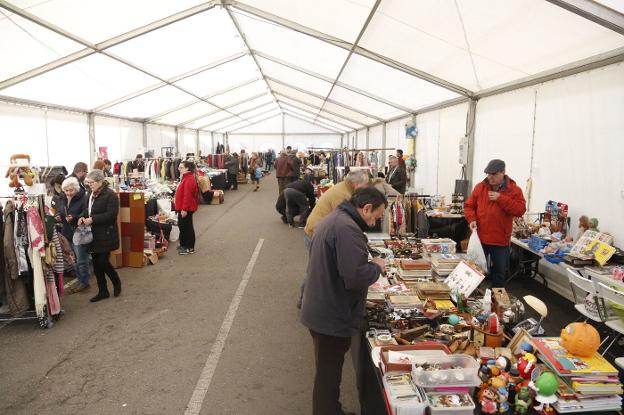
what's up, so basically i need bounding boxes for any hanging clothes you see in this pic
[1,202,29,315]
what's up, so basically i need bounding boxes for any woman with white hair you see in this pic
[78,169,122,302]
[55,176,90,292]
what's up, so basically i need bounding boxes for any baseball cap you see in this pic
[484,159,505,174]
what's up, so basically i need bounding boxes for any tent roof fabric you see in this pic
[1,0,623,134]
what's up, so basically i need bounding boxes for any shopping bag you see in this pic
[467,231,488,272]
[169,225,180,242]
[72,224,93,246]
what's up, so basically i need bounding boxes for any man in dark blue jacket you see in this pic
[301,187,387,415]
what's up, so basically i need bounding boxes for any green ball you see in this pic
[535,372,559,396]
[448,314,460,325]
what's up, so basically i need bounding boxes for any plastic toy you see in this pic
[517,352,536,379]
[560,322,600,357]
[514,386,532,415]
[481,387,498,414]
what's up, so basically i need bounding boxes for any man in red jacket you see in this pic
[464,159,526,287]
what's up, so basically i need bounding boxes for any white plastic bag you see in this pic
[467,231,488,272]
[169,225,180,242]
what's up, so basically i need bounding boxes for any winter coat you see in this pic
[304,180,354,238]
[300,201,381,337]
[55,188,87,242]
[372,178,400,197]
[285,180,316,210]
[224,155,240,175]
[175,171,199,213]
[386,165,407,194]
[464,176,526,246]
[288,154,301,178]
[274,154,293,178]
[83,185,119,253]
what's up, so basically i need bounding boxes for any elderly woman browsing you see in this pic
[78,169,122,302]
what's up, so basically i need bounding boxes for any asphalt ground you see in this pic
[0,174,359,415]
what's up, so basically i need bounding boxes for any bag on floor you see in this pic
[467,231,488,273]
[169,225,180,242]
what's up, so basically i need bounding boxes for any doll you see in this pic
[497,386,510,413]
[514,386,532,415]
[576,215,589,241]
[588,217,599,232]
[481,387,498,414]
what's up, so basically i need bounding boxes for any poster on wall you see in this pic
[98,147,108,160]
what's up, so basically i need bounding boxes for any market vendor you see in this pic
[464,159,526,287]
[300,187,387,415]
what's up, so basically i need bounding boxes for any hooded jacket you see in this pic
[175,171,199,213]
[300,201,381,337]
[464,176,526,246]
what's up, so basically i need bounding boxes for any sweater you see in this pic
[304,180,354,238]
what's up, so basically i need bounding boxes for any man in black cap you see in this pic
[464,159,526,287]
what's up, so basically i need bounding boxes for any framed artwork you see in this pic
[508,328,533,355]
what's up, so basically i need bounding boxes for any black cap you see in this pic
[484,159,505,174]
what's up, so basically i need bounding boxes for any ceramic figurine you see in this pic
[481,387,498,414]
[514,386,532,415]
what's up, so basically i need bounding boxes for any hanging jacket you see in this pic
[175,171,199,213]
[464,176,526,246]
[82,185,120,253]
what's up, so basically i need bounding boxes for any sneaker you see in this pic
[179,248,190,255]
[188,248,195,254]
[296,223,305,229]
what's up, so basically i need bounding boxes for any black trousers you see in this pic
[228,172,237,189]
[178,211,195,249]
[92,252,121,295]
[283,188,310,226]
[309,329,352,415]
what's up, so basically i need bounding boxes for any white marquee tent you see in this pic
[1,0,624,261]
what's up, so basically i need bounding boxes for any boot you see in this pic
[90,292,110,302]
[113,282,122,297]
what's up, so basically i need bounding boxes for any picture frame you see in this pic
[508,328,533,355]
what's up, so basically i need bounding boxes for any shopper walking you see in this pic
[249,152,261,192]
[175,161,199,255]
[224,152,240,190]
[55,177,90,292]
[274,150,293,196]
[78,169,122,302]
[288,150,301,183]
[386,155,407,194]
[464,159,526,287]
[283,179,316,228]
[301,187,387,415]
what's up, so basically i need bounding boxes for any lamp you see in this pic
[523,295,548,335]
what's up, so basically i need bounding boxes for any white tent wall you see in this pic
[94,117,143,163]
[283,114,338,134]
[412,103,468,198]
[384,118,409,168]
[180,129,197,156]
[199,131,212,155]
[369,125,383,150]
[0,101,90,176]
[285,134,341,153]
[146,124,176,155]
[228,134,282,153]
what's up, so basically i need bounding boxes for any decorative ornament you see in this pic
[560,322,600,357]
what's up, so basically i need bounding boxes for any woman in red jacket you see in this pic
[175,161,199,255]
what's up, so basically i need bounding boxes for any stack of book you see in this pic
[413,281,451,300]
[397,259,432,280]
[532,337,622,413]
[430,253,466,277]
[387,294,423,309]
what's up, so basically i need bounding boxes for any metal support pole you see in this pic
[211,131,215,154]
[142,122,148,151]
[465,99,478,191]
[281,113,286,149]
[381,123,387,172]
[195,129,200,156]
[366,127,370,151]
[88,113,96,166]
[175,127,180,156]
[355,130,358,150]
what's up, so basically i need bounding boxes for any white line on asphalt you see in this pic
[184,238,265,415]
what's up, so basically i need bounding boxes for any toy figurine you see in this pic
[497,386,509,413]
[514,386,532,415]
[517,352,537,379]
[496,356,511,372]
[532,372,559,414]
[576,215,589,241]
[507,367,522,405]
[588,217,599,232]
[481,387,498,414]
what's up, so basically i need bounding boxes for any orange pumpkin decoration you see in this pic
[560,322,600,357]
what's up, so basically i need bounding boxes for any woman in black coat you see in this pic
[79,169,122,302]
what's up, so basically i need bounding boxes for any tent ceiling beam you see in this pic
[147,77,260,121]
[224,3,284,115]
[0,0,219,90]
[276,100,354,131]
[197,101,276,129]
[266,76,383,122]
[216,107,279,132]
[475,46,624,99]
[219,113,275,133]
[314,0,382,123]
[252,50,413,114]
[226,0,472,97]
[546,0,624,36]
[224,132,341,136]
[273,92,366,128]
[282,110,346,134]
[180,92,267,126]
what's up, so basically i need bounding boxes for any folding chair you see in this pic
[596,282,624,355]
[566,268,606,323]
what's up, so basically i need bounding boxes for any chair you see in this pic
[596,282,624,354]
[566,268,605,323]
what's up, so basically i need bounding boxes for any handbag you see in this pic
[72,224,93,246]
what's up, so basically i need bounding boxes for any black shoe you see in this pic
[188,248,195,254]
[280,215,288,224]
[113,284,122,297]
[179,248,190,255]
[90,292,110,302]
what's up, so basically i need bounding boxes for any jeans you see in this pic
[283,188,310,226]
[92,252,121,295]
[309,329,352,415]
[277,177,290,196]
[228,172,238,189]
[482,244,510,287]
[72,242,91,286]
[178,211,195,250]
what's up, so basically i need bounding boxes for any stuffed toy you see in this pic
[5,154,34,188]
